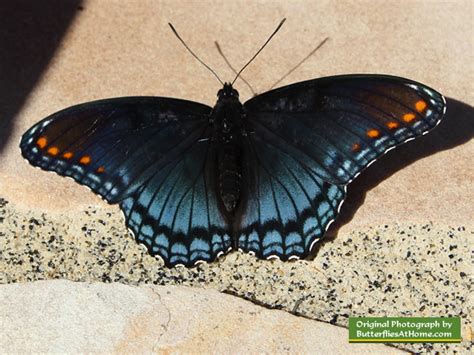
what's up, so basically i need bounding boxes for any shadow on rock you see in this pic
[312,97,474,254]
[0,0,83,153]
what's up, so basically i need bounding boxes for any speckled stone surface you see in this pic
[1,198,472,353]
[1,0,473,353]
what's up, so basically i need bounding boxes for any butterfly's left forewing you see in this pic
[21,97,211,202]
[21,97,232,266]
[239,75,445,259]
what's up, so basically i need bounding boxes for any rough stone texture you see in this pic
[0,199,472,353]
[0,0,472,354]
[0,280,406,353]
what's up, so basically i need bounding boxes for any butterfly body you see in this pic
[21,74,446,266]
[212,83,245,215]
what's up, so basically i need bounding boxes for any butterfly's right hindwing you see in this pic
[236,132,346,260]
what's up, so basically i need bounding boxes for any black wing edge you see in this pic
[245,73,446,110]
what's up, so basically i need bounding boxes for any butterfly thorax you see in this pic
[212,84,245,215]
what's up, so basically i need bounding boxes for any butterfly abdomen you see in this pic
[217,141,242,213]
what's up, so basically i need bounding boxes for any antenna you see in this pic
[231,18,287,85]
[168,23,224,85]
[214,41,256,96]
[268,36,330,90]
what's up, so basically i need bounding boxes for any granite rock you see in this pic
[0,200,472,353]
[0,0,472,354]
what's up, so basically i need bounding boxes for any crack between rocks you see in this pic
[149,287,172,346]
[220,288,345,325]
[220,289,411,354]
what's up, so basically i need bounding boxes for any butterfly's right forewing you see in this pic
[237,75,445,260]
[244,75,446,185]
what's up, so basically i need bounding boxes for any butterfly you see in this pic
[20,20,446,267]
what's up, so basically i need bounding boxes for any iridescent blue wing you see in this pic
[119,139,232,267]
[236,133,346,260]
[20,97,232,266]
[238,74,446,260]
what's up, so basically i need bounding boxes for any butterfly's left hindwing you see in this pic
[20,97,232,266]
[120,138,232,266]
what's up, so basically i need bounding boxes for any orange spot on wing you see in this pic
[415,100,427,112]
[63,152,73,159]
[79,155,91,165]
[97,166,105,173]
[367,129,380,138]
[47,146,59,156]
[403,113,416,122]
[387,121,399,129]
[36,137,47,149]
[352,143,361,152]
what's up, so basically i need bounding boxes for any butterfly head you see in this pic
[217,83,239,101]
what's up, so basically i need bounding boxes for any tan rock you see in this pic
[0,1,472,354]
[0,0,472,228]
[0,280,403,353]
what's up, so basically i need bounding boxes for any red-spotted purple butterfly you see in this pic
[20,19,446,266]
